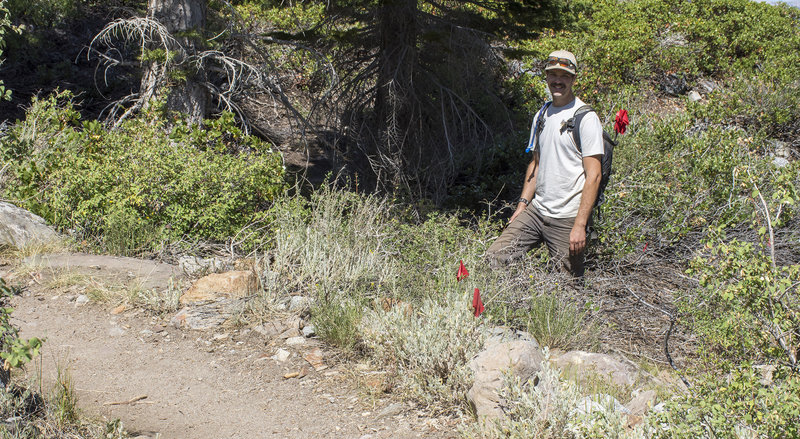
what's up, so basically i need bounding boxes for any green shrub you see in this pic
[524,292,598,351]
[266,186,400,296]
[0,90,286,255]
[361,288,488,412]
[649,366,800,438]
[310,289,364,353]
[684,237,800,365]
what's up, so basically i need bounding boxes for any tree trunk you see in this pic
[142,0,208,123]
[373,0,418,193]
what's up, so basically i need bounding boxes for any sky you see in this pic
[758,0,800,7]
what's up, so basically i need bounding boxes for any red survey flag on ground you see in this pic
[472,288,484,317]
[457,260,469,281]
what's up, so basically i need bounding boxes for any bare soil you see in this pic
[2,253,459,439]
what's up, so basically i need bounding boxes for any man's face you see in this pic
[545,70,576,101]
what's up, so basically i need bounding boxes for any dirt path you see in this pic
[2,254,459,439]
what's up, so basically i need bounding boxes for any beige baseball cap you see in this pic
[544,50,578,75]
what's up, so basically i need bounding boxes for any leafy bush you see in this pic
[0,278,42,381]
[686,238,800,365]
[0,0,15,101]
[361,288,488,412]
[0,90,285,255]
[267,185,400,296]
[649,366,800,438]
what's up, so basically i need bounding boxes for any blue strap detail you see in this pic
[526,101,551,153]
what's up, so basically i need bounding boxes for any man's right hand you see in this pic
[509,203,527,224]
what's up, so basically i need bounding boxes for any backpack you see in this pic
[527,102,616,208]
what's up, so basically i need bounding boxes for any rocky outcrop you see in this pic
[467,340,544,419]
[179,271,258,305]
[171,271,259,330]
[552,350,641,388]
[0,202,60,249]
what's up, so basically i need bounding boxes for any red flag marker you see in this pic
[472,288,484,317]
[457,260,469,282]
[614,109,629,136]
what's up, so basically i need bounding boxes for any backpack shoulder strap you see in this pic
[568,105,595,153]
[526,101,551,153]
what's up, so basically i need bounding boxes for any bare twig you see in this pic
[103,394,148,406]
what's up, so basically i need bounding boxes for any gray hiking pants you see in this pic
[487,205,587,278]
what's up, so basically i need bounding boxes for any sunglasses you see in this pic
[546,56,577,71]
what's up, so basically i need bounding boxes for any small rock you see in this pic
[179,271,258,305]
[253,321,286,338]
[274,348,291,362]
[139,329,155,337]
[302,324,316,338]
[289,295,310,311]
[552,350,641,388]
[212,333,229,341]
[286,336,306,346]
[687,90,702,102]
[303,348,327,371]
[75,295,90,305]
[626,389,657,416]
[108,326,125,337]
[377,402,405,418]
[773,157,790,168]
[0,202,60,249]
[573,394,630,417]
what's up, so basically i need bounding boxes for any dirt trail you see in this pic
[2,253,458,439]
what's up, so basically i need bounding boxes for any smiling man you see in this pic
[487,50,604,278]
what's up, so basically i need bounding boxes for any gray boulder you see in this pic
[467,340,544,419]
[552,350,641,388]
[0,202,60,249]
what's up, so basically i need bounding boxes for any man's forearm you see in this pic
[574,155,602,228]
[520,155,538,203]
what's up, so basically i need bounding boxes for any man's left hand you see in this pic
[569,225,586,256]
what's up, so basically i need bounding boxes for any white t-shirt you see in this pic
[527,98,604,218]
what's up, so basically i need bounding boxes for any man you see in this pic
[487,50,603,278]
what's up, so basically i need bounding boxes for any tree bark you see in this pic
[373,0,418,192]
[142,0,208,123]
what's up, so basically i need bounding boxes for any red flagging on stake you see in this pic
[473,288,484,317]
[457,260,469,281]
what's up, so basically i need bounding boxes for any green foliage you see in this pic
[0,278,43,372]
[521,293,597,351]
[517,0,800,106]
[685,237,800,365]
[0,0,17,101]
[0,90,286,255]
[361,288,487,412]
[311,290,365,352]
[6,0,81,28]
[650,366,800,438]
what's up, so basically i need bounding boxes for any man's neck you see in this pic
[552,94,576,107]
